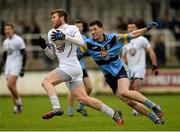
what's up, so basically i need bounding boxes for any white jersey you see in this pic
[122,36,151,78]
[3,34,26,76]
[47,24,84,81]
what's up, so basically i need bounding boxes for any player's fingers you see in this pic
[56,29,60,32]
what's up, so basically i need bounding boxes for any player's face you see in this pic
[75,23,83,34]
[4,26,14,38]
[51,13,63,29]
[127,24,138,32]
[89,25,103,41]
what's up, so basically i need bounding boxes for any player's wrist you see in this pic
[152,65,158,70]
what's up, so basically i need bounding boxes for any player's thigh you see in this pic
[44,68,71,85]
[7,75,18,87]
[117,78,130,94]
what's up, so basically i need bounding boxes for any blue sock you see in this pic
[147,112,159,122]
[68,106,74,115]
[144,99,156,109]
[78,102,84,110]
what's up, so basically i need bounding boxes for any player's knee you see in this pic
[7,82,13,89]
[77,95,89,105]
[118,90,129,97]
[42,78,50,88]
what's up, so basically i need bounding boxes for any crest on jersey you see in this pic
[56,43,65,53]
[129,47,136,56]
[100,46,110,60]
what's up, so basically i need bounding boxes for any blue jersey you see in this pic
[77,35,87,69]
[81,33,131,76]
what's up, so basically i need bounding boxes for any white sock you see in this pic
[15,97,22,105]
[100,104,115,117]
[50,96,61,109]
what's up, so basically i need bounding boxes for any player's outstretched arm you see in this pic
[131,22,158,38]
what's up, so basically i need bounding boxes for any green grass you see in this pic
[0,94,180,131]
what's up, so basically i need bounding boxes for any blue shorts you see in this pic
[104,66,128,94]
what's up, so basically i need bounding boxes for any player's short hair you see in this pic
[4,23,14,29]
[74,20,84,24]
[51,9,69,23]
[89,20,103,28]
[127,19,138,27]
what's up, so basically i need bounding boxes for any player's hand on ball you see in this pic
[51,30,65,41]
[38,36,47,49]
[147,22,158,30]
[20,68,25,77]
[152,65,159,76]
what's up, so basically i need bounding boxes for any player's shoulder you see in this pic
[67,25,79,31]
[13,34,24,41]
[138,36,148,41]
[48,28,54,35]
[3,38,8,44]
[85,37,94,43]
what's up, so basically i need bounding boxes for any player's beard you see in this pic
[53,21,62,29]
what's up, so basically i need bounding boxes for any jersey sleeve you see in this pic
[116,33,131,46]
[141,37,151,49]
[71,26,84,43]
[18,37,26,49]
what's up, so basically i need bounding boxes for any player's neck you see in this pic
[97,33,105,42]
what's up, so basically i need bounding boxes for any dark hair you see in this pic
[51,9,69,23]
[74,19,88,33]
[89,20,103,27]
[4,23,14,29]
[127,19,138,27]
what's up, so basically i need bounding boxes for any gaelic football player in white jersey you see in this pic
[37,9,123,126]
[0,23,26,114]
[122,20,158,116]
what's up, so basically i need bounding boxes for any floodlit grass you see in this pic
[0,94,180,131]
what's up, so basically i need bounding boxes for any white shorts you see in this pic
[129,68,145,80]
[4,61,22,77]
[59,59,83,82]
[56,68,84,90]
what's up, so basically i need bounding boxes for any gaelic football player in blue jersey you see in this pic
[79,20,164,124]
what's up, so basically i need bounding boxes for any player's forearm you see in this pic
[44,43,56,60]
[1,51,7,66]
[65,35,84,46]
[149,51,157,66]
[131,28,148,38]
[20,49,27,68]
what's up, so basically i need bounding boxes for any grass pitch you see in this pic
[0,94,180,131]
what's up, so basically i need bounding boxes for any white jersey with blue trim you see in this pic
[47,24,84,80]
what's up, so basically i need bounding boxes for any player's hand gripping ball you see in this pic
[51,29,65,46]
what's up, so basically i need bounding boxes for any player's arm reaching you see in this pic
[0,51,7,75]
[131,22,158,38]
